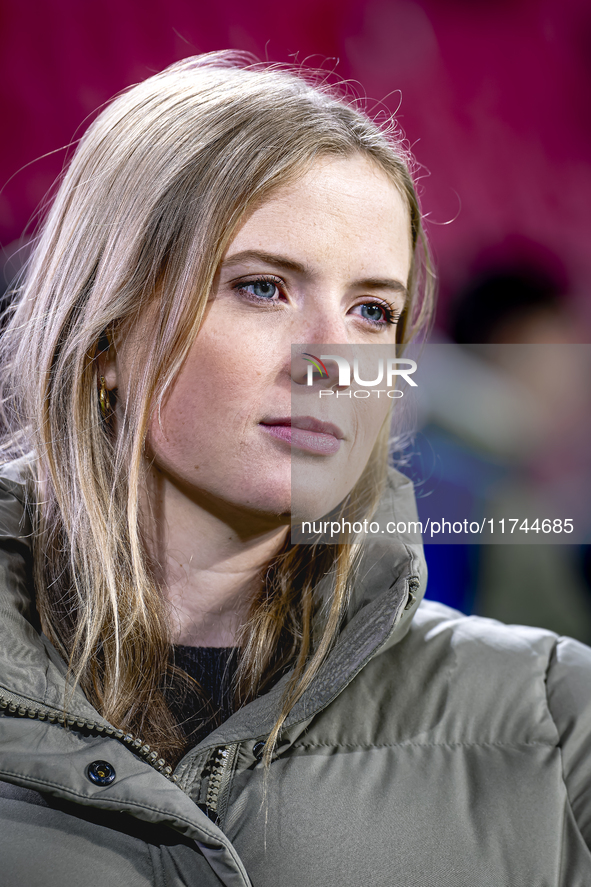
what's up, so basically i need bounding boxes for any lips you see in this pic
[260,416,344,455]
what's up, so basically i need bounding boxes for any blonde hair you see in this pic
[0,52,434,764]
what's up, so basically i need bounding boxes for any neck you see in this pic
[143,465,289,647]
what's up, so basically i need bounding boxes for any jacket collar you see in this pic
[0,457,426,750]
[182,467,426,765]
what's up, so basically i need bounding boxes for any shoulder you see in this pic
[404,599,591,719]
[0,454,35,539]
[398,598,563,694]
[408,597,561,663]
[407,598,591,693]
[398,599,591,845]
[366,600,560,747]
[545,631,591,846]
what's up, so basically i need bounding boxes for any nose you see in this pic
[290,299,352,386]
[297,304,350,348]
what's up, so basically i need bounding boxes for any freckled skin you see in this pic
[105,155,412,644]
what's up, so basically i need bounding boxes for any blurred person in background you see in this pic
[452,262,591,640]
[413,255,591,642]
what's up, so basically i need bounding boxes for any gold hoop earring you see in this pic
[99,376,110,419]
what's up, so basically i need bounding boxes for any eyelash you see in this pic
[233,275,400,327]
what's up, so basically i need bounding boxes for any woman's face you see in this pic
[129,155,412,534]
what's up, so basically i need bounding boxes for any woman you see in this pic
[0,52,590,887]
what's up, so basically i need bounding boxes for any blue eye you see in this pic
[353,302,396,325]
[360,304,386,323]
[243,279,279,300]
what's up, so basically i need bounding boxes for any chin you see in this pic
[289,489,342,525]
[235,478,292,522]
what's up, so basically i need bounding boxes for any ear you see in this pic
[96,335,118,390]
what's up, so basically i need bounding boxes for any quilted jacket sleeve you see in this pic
[547,636,591,849]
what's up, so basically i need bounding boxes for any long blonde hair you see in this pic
[0,52,434,764]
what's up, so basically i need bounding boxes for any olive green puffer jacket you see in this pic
[2,456,591,886]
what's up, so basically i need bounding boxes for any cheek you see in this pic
[148,371,237,461]
[146,387,208,474]
[347,398,392,482]
[145,334,278,474]
[355,396,392,432]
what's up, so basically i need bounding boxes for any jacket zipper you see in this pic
[199,743,238,825]
[405,576,420,610]
[0,692,177,782]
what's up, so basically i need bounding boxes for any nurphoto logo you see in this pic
[304,353,418,398]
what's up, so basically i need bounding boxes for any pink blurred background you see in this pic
[1,0,591,332]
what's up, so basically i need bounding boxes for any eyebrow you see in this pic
[356,277,409,303]
[222,249,409,303]
[222,249,307,275]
